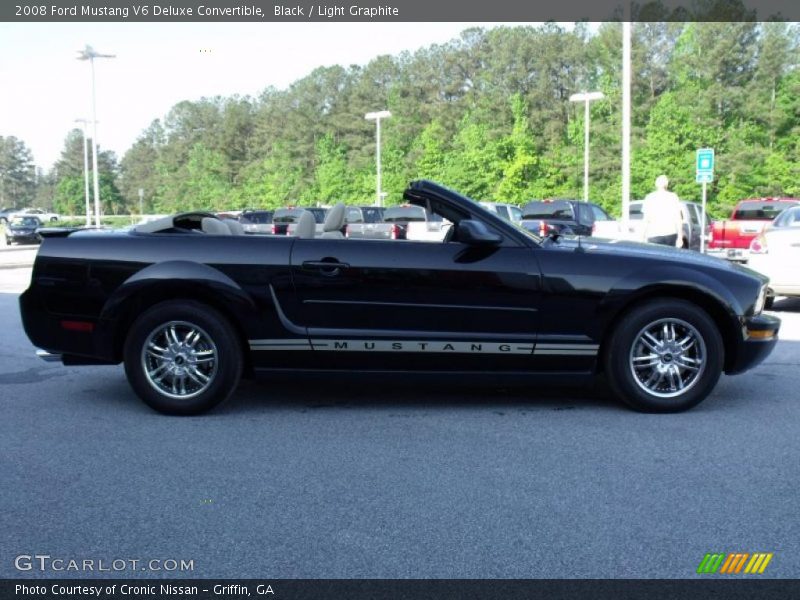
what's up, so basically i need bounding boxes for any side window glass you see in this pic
[590,205,608,221]
[497,206,510,220]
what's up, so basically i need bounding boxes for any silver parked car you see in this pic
[748,205,800,308]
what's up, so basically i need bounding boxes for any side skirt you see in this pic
[251,368,595,386]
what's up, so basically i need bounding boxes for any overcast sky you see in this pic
[0,22,555,170]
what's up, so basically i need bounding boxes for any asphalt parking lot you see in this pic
[1,265,799,579]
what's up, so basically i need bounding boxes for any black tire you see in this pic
[603,299,723,413]
[123,300,242,415]
[764,294,775,310]
[50,217,58,223]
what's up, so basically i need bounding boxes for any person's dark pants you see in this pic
[647,234,678,246]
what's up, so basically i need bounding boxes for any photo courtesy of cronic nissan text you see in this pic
[1,0,799,598]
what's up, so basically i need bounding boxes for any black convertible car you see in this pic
[20,180,779,415]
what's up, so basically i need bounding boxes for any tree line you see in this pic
[3,21,799,219]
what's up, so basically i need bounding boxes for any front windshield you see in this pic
[460,192,544,243]
[773,206,800,228]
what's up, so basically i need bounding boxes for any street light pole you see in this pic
[77,45,115,227]
[365,110,392,207]
[74,118,92,227]
[621,20,632,231]
[569,91,604,202]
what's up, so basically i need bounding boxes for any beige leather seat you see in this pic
[201,217,230,235]
[293,210,316,239]
[223,218,245,235]
[320,203,346,239]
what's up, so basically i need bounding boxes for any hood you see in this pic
[549,235,767,281]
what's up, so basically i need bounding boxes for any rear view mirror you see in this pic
[457,220,503,246]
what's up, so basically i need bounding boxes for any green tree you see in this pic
[53,130,124,216]
[0,136,36,208]
[496,94,539,201]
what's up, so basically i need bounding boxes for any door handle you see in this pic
[301,259,350,276]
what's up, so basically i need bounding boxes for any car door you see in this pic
[283,219,542,372]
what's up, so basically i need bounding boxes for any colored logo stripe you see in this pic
[697,553,773,574]
[697,554,725,574]
[745,553,773,574]
[720,553,748,574]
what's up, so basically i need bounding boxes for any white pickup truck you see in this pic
[345,205,451,242]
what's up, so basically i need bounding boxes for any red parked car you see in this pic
[707,197,800,262]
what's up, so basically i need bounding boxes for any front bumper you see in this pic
[726,313,781,374]
[6,232,40,243]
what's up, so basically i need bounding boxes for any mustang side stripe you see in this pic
[248,339,598,356]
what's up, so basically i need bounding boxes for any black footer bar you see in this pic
[4,579,800,600]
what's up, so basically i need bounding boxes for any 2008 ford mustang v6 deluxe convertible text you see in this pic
[20,181,779,414]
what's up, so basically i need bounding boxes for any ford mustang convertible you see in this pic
[20,181,779,414]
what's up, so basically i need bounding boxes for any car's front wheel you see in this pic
[123,300,242,415]
[604,299,723,412]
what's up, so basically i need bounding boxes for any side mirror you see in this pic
[457,219,503,246]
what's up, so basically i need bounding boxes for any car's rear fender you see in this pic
[97,261,259,365]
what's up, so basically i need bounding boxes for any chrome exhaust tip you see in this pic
[36,350,62,363]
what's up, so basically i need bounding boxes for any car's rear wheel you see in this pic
[604,299,723,412]
[123,300,242,415]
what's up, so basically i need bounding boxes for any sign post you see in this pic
[696,148,714,253]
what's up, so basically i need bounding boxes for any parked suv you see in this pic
[521,199,611,237]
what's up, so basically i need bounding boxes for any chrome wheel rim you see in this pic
[141,321,218,400]
[629,318,706,398]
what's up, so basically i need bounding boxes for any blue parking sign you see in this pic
[696,148,714,182]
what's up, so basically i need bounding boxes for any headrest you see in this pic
[201,218,230,235]
[223,218,245,235]
[293,211,316,238]
[323,203,346,232]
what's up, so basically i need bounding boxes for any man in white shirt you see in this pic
[642,175,683,246]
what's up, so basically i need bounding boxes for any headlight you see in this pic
[753,284,767,314]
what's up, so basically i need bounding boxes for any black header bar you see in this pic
[3,0,799,22]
